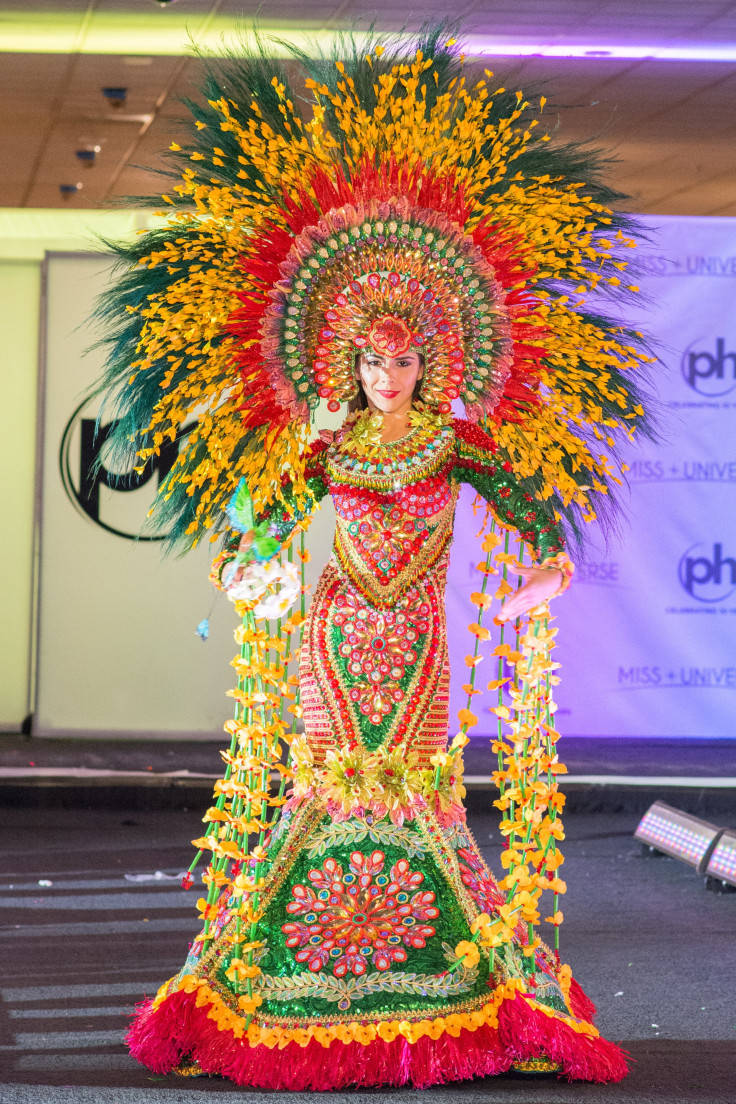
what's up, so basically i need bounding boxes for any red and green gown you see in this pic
[127,414,628,1088]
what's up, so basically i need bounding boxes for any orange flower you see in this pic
[481,532,502,553]
[454,940,481,968]
[470,912,492,935]
[457,708,478,728]
[237,993,262,1015]
[377,1020,401,1043]
[352,1024,376,1046]
[425,1018,445,1040]
[315,1025,338,1047]
[202,806,228,822]
[224,958,261,983]
[494,578,514,599]
[444,1013,465,1037]
[544,909,564,926]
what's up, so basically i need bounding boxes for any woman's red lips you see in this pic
[376,389,399,397]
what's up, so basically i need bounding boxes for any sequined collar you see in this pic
[338,405,451,459]
[327,409,455,491]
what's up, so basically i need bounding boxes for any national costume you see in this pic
[93,26,652,1090]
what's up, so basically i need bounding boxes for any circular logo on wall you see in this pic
[680,338,736,398]
[59,398,195,541]
[678,542,736,604]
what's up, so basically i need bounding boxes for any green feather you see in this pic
[226,478,255,534]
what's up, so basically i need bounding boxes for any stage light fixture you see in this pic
[634,801,723,874]
[704,828,736,891]
[59,183,83,199]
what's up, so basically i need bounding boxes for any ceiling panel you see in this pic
[61,53,184,116]
[93,0,214,11]
[646,177,736,217]
[546,69,736,146]
[0,51,69,93]
[703,12,736,39]
[503,57,635,92]
[609,136,736,176]
[0,0,735,214]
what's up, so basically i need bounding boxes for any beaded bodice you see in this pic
[291,415,564,765]
[325,419,458,606]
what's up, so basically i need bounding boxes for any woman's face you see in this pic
[357,349,423,416]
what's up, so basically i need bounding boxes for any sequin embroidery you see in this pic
[282,850,439,977]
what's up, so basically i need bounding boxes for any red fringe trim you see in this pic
[127,988,628,1089]
[569,976,598,1023]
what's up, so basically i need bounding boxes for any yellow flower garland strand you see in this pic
[187,543,309,1017]
[450,512,569,979]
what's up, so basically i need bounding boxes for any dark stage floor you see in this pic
[0,801,734,1103]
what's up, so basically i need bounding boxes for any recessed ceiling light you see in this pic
[75,147,101,167]
[102,87,127,109]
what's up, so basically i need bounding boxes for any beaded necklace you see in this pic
[327,407,455,492]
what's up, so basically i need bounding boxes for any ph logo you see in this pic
[59,398,193,540]
[678,543,736,603]
[681,338,736,397]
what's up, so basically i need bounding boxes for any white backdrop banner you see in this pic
[36,254,241,738]
[447,216,736,739]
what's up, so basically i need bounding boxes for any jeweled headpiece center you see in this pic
[363,316,415,357]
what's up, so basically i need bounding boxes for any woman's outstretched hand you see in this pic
[496,565,564,623]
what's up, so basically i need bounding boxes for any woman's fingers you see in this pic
[497,597,526,622]
[496,569,563,621]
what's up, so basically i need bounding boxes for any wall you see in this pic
[0,210,160,732]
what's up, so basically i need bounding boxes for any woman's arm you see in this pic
[210,439,330,590]
[451,419,573,619]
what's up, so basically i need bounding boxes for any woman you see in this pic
[96,28,650,1091]
[127,323,626,1088]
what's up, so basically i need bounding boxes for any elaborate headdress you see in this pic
[94,27,652,550]
[248,193,518,419]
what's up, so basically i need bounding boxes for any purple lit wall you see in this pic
[448,216,736,739]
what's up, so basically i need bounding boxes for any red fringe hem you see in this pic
[569,976,598,1022]
[126,988,629,1089]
